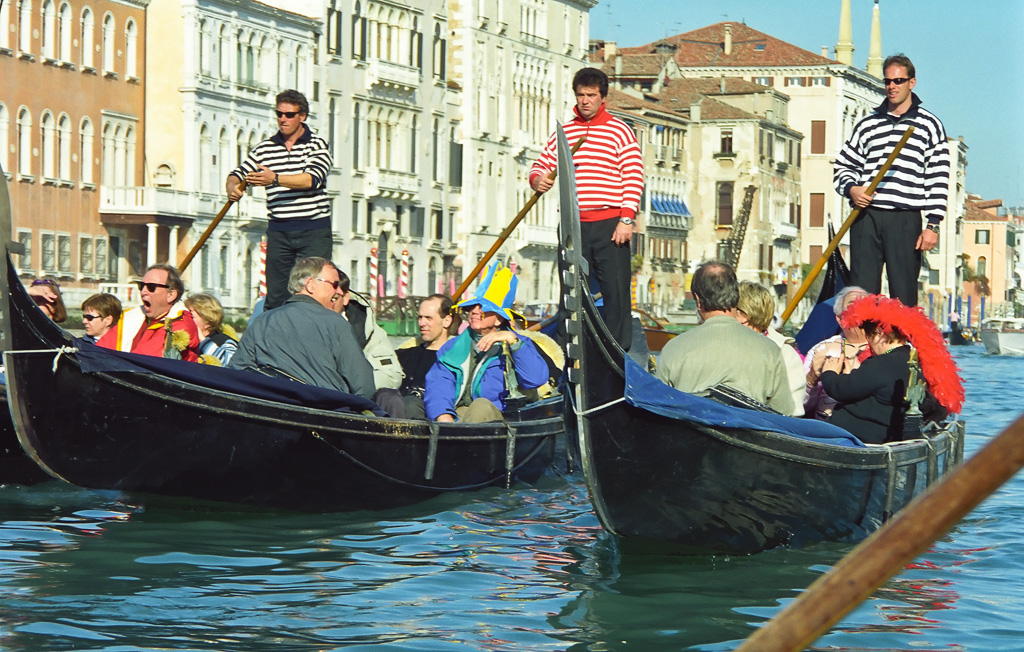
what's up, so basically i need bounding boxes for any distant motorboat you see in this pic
[980,317,1024,356]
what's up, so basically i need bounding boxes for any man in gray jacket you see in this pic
[657,261,794,415]
[229,257,375,400]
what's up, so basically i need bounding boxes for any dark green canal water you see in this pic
[1,347,1021,651]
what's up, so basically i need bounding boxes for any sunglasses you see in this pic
[135,281,170,292]
[31,279,59,289]
[275,110,302,118]
[315,277,341,290]
[82,314,102,321]
[883,77,910,86]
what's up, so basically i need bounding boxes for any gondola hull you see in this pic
[3,259,563,512]
[552,125,964,554]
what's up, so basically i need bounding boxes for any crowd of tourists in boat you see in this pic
[23,250,962,447]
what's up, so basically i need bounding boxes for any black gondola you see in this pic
[0,172,564,511]
[553,126,965,554]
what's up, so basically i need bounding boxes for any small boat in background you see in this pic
[980,317,1024,355]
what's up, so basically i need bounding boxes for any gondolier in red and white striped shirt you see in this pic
[530,67,645,350]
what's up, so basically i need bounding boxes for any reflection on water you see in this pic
[1,348,1021,651]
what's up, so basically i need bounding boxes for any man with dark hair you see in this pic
[396,294,454,419]
[529,66,644,350]
[834,53,949,307]
[656,262,794,414]
[97,263,200,361]
[229,257,375,399]
[227,89,333,310]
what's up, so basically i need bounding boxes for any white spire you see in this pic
[867,0,883,78]
[836,0,854,65]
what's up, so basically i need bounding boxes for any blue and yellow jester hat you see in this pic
[457,261,518,322]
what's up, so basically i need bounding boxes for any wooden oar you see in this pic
[779,127,915,325]
[734,413,1024,652]
[179,180,247,273]
[452,137,585,301]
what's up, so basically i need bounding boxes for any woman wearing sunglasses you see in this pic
[27,278,67,323]
[80,293,123,344]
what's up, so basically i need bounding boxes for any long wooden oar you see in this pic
[179,180,247,273]
[735,413,1024,652]
[452,137,585,301]
[779,127,915,325]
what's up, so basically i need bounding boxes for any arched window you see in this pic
[153,163,174,187]
[0,103,9,174]
[977,256,987,279]
[81,7,94,68]
[79,117,94,184]
[125,18,138,78]
[197,19,207,74]
[41,0,57,59]
[218,127,230,189]
[58,2,72,61]
[102,12,115,73]
[17,108,32,178]
[218,25,229,79]
[0,1,10,50]
[19,0,33,53]
[124,126,135,186]
[101,121,115,184]
[352,1,365,61]
[199,124,211,192]
[410,114,417,173]
[57,113,71,180]
[352,103,360,169]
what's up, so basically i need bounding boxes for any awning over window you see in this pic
[652,194,691,217]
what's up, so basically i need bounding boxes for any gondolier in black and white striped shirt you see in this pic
[227,90,334,310]
[833,54,950,307]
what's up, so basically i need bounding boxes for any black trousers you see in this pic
[581,218,633,349]
[848,208,922,307]
[265,227,333,309]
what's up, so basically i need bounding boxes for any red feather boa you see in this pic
[840,296,965,414]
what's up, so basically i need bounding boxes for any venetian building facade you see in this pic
[447,0,595,304]
[338,0,460,299]
[921,138,968,325]
[607,15,884,289]
[1,0,148,307]
[102,0,319,313]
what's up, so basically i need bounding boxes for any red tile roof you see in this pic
[615,22,835,69]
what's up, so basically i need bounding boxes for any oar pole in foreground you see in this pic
[453,137,585,301]
[779,127,915,325]
[735,413,1024,652]
[179,180,247,273]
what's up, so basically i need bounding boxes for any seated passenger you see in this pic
[397,294,454,419]
[185,293,238,366]
[229,257,375,400]
[425,262,548,423]
[27,278,67,323]
[333,271,403,389]
[97,264,200,361]
[819,295,964,443]
[736,281,805,417]
[804,286,870,419]
[80,293,122,344]
[656,261,795,415]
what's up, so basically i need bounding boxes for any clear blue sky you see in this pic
[591,0,1024,208]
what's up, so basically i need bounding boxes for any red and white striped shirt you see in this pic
[530,104,644,222]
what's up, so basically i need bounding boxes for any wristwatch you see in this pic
[925,223,940,234]
[269,173,280,188]
[619,217,635,226]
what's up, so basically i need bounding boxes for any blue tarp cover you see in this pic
[73,339,385,415]
[623,355,865,448]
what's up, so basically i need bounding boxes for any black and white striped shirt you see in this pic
[834,94,949,224]
[230,125,333,230]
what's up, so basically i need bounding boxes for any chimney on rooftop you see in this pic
[605,41,617,62]
[724,24,733,56]
[821,46,829,58]
[720,74,726,94]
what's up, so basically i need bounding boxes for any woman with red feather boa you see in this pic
[818,295,964,444]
